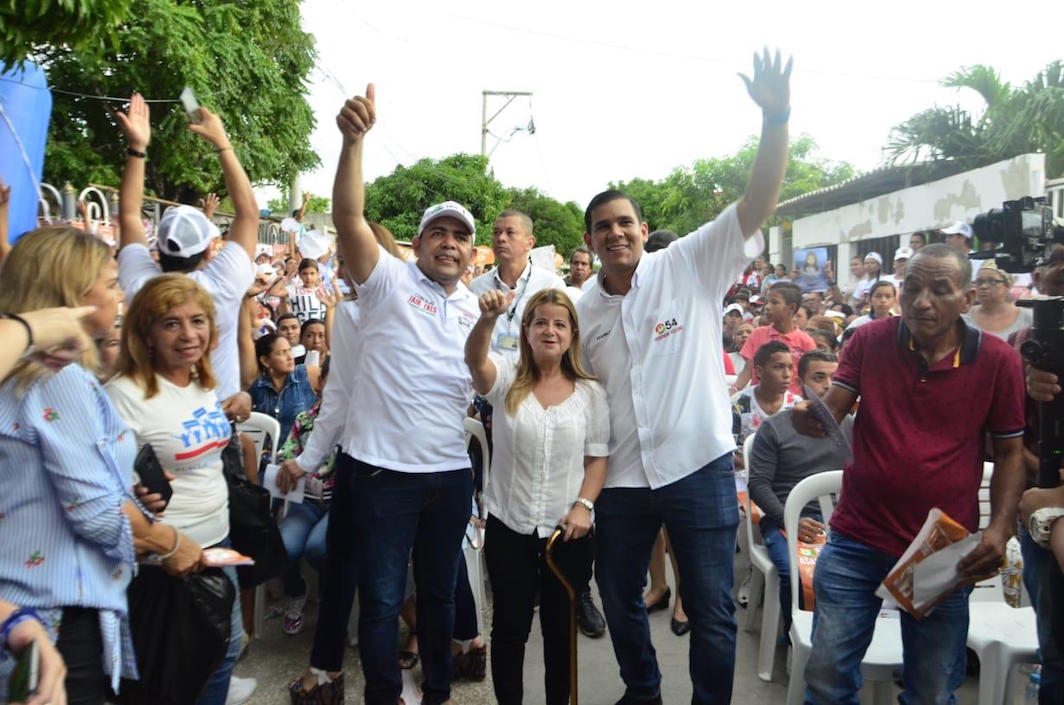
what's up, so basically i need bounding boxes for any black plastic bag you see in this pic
[116,565,235,705]
[221,424,286,588]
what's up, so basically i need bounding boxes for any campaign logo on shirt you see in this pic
[174,406,231,461]
[407,293,438,317]
[653,317,684,342]
[458,311,477,331]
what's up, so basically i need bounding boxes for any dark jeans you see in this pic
[595,454,739,705]
[805,532,968,705]
[454,554,479,642]
[353,460,472,705]
[484,515,593,705]
[55,607,109,705]
[310,455,359,673]
[1030,539,1064,704]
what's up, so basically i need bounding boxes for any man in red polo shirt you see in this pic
[793,243,1026,705]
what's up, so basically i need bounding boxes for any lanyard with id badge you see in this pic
[494,261,533,353]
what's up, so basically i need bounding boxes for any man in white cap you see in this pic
[942,220,974,256]
[881,246,913,291]
[115,93,257,406]
[286,83,480,705]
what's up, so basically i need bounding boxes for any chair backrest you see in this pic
[238,411,281,465]
[464,417,491,494]
[784,470,843,615]
[742,435,758,549]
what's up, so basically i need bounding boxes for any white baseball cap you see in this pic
[418,201,477,237]
[893,246,914,261]
[864,251,883,266]
[157,205,220,258]
[723,303,744,317]
[941,221,974,239]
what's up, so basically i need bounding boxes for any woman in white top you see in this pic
[105,274,248,705]
[965,261,1033,341]
[465,287,609,705]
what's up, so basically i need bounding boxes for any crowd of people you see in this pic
[0,48,1063,705]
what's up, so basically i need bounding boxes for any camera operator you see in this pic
[1011,243,1064,705]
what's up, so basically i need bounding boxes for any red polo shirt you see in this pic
[829,317,1024,557]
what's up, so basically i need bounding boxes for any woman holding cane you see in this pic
[465,288,609,705]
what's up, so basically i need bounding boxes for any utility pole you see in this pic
[481,90,533,158]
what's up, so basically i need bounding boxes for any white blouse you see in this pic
[483,353,610,538]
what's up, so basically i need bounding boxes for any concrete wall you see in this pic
[790,154,1046,289]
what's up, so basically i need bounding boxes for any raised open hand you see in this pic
[116,93,151,151]
[200,193,220,219]
[336,83,376,143]
[188,106,231,150]
[739,48,792,117]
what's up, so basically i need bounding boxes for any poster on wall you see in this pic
[793,247,831,292]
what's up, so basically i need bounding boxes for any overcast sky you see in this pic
[271,0,1063,212]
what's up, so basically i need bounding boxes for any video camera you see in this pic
[970,196,1064,273]
[971,197,1064,488]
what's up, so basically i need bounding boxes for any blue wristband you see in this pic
[763,106,791,126]
[0,607,43,649]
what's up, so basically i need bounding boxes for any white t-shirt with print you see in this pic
[106,374,231,547]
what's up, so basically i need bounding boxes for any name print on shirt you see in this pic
[175,405,231,461]
[407,293,438,317]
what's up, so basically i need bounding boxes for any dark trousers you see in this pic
[454,554,479,641]
[55,607,109,705]
[595,454,739,705]
[309,455,359,672]
[353,460,472,705]
[485,515,593,705]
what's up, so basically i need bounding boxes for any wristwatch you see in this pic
[574,497,594,512]
[1028,507,1064,549]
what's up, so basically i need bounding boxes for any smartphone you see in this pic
[7,640,39,702]
[134,443,173,508]
[179,86,202,124]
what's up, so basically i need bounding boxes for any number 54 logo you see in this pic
[654,318,683,342]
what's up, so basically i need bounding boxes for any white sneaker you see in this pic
[225,675,257,705]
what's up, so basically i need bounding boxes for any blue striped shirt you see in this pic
[0,364,140,689]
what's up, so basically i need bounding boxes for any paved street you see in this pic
[236,553,1023,704]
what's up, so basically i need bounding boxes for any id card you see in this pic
[496,334,519,351]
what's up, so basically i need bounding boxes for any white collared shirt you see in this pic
[576,203,760,489]
[469,260,566,363]
[483,354,610,537]
[341,246,480,472]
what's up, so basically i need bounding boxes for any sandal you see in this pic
[452,643,487,681]
[288,671,344,705]
[398,650,420,670]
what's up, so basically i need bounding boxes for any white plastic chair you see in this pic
[966,461,1040,704]
[740,435,780,682]
[236,412,280,639]
[784,471,903,705]
[463,417,491,635]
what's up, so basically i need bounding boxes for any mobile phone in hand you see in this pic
[135,444,173,508]
[7,640,39,702]
[179,86,203,124]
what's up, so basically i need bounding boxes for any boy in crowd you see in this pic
[732,281,815,394]
[731,341,801,469]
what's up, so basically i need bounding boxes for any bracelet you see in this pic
[126,147,147,159]
[763,106,791,126]
[0,607,43,648]
[1,313,33,350]
[574,497,594,512]
[158,526,181,560]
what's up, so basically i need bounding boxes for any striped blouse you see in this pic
[0,364,140,690]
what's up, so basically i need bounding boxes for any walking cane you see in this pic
[545,525,578,705]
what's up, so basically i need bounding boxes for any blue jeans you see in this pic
[804,532,968,705]
[595,453,739,705]
[196,539,244,705]
[352,460,472,705]
[279,499,330,597]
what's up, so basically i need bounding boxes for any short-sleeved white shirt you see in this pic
[483,354,609,537]
[469,261,566,363]
[343,247,480,472]
[118,243,254,400]
[576,203,761,489]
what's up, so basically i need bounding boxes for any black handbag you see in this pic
[117,565,235,705]
[221,424,287,588]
